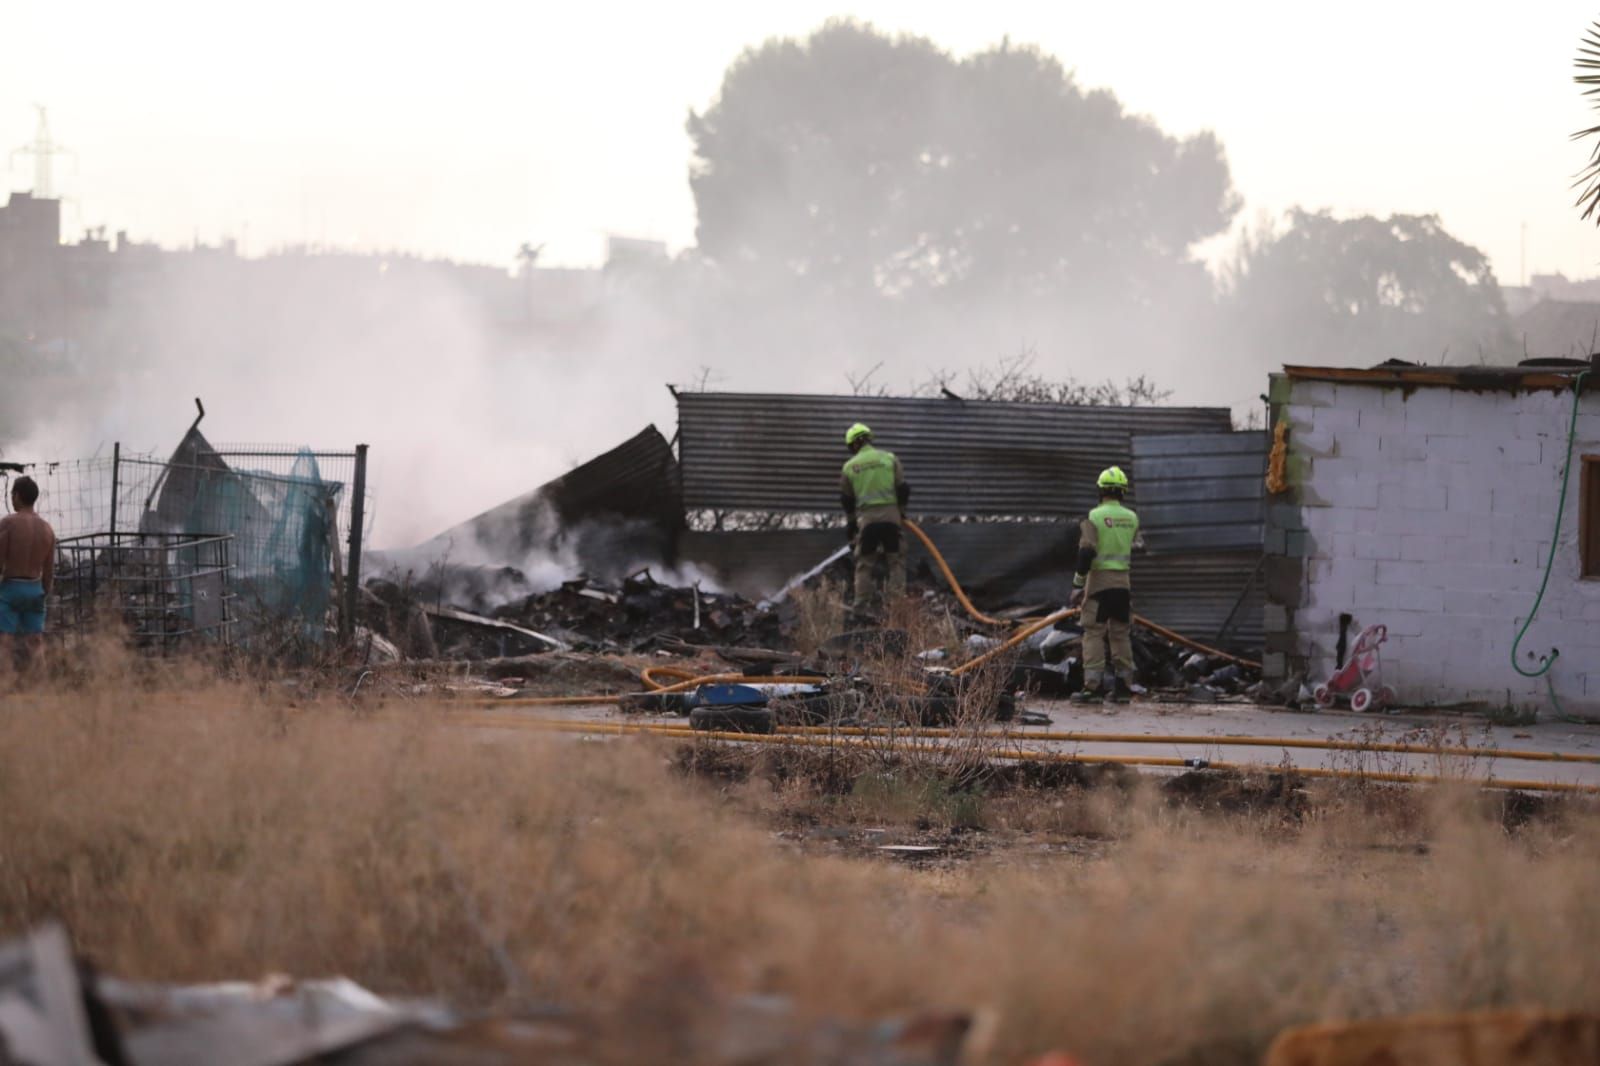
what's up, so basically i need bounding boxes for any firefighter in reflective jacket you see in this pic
[1070,466,1139,703]
[841,422,910,613]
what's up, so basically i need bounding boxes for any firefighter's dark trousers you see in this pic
[1081,587,1133,689]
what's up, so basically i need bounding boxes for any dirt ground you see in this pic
[6,661,1600,1065]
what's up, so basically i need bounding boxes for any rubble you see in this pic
[363,540,1261,708]
[0,923,980,1066]
[369,569,789,658]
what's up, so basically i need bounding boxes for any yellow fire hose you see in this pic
[441,711,1600,795]
[903,519,1260,669]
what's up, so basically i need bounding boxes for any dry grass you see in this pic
[3,669,1600,1064]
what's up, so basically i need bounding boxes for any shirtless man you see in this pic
[0,477,56,675]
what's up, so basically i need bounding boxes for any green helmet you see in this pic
[1097,465,1129,490]
[845,422,873,447]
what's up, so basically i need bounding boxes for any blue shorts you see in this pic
[0,580,46,635]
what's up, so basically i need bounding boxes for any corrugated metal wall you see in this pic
[677,393,1233,516]
[682,524,1263,651]
[1131,431,1266,553]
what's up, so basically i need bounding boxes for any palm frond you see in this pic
[1573,22,1600,223]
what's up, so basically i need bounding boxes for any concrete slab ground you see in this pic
[465,695,1600,791]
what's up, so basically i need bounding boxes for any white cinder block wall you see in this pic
[1270,378,1600,713]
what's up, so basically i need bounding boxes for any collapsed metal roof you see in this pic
[418,425,681,565]
[676,392,1233,516]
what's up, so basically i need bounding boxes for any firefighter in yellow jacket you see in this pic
[1070,466,1139,704]
[840,422,910,614]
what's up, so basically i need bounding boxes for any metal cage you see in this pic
[52,532,235,654]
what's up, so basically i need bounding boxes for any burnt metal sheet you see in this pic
[676,392,1233,517]
[1132,431,1266,553]
[419,425,682,573]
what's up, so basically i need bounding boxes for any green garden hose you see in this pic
[1510,369,1591,717]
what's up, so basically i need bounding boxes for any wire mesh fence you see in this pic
[53,532,235,654]
[2,436,369,649]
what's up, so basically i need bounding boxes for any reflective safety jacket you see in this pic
[1074,500,1139,591]
[841,445,905,524]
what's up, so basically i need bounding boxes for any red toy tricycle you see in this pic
[1313,624,1397,712]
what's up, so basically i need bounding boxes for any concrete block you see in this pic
[1379,482,1446,512]
[1337,431,1384,459]
[1516,412,1560,439]
[1348,533,1402,561]
[1305,582,1355,610]
[1285,530,1314,558]
[1310,507,1358,535]
[1264,528,1287,555]
[1396,387,1453,416]
[1263,604,1289,633]
[1350,509,1383,534]
[1399,535,1445,562]
[1295,380,1337,408]
[1376,559,1425,586]
[1321,478,1380,510]
[1491,487,1528,515]
[1266,503,1305,531]
[1377,611,1428,637]
[1379,434,1430,462]
[1335,383,1387,408]
[1446,482,1495,515]
[1286,404,1316,431]
[1499,438,1543,465]
[1314,406,1363,433]
[1421,435,1474,464]
[1263,557,1305,605]
[1262,651,1287,679]
[1308,456,1365,485]
[1357,406,1407,434]
[1292,426,1338,458]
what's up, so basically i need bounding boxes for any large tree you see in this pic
[1221,210,1512,369]
[687,21,1239,309]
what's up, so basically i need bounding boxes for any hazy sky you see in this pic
[6,1,1600,281]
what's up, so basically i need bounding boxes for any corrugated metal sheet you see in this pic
[1138,552,1263,650]
[677,393,1233,517]
[682,524,1263,652]
[1132,431,1266,553]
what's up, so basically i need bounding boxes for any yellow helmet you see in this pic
[1096,466,1129,490]
[845,422,873,447]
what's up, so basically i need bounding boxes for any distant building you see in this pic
[0,192,62,335]
[1504,273,1600,317]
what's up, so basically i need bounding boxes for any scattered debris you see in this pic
[0,923,982,1066]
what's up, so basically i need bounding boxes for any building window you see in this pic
[1585,456,1600,578]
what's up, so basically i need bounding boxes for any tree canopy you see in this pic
[687,21,1239,307]
[1221,210,1512,369]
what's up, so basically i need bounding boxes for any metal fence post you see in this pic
[109,442,120,537]
[342,443,368,643]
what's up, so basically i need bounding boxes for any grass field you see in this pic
[4,666,1599,1064]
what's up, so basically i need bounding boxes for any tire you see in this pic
[689,706,776,734]
[1313,684,1333,708]
[1350,687,1373,713]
